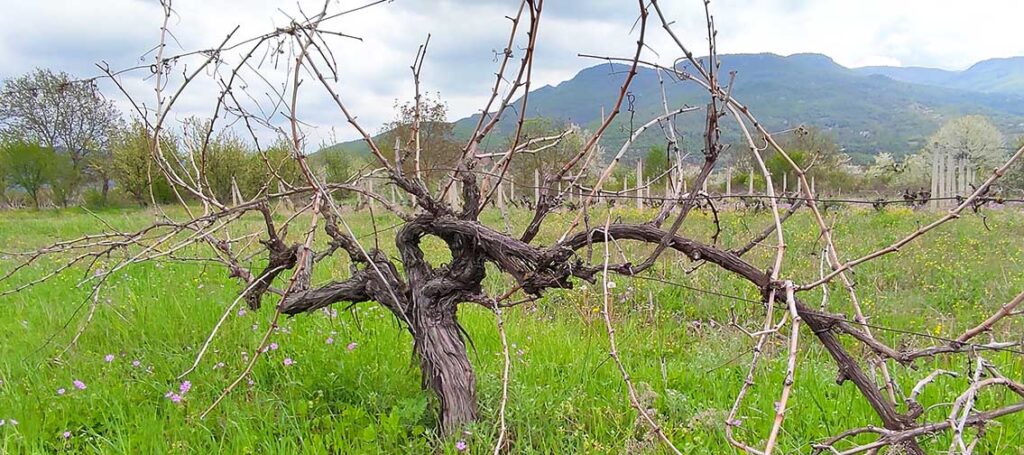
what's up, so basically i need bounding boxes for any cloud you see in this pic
[2,0,1023,146]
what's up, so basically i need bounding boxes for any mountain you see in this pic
[324,53,1024,164]
[857,57,1024,95]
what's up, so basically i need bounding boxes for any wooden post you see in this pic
[930,148,940,210]
[636,160,643,209]
[748,168,755,195]
[725,167,732,196]
[367,179,376,209]
[448,179,461,208]
[947,152,955,205]
[496,181,505,210]
[534,169,540,206]
[810,175,816,195]
[961,157,967,196]
[782,172,788,194]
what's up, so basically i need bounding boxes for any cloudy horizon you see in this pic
[2,0,1023,146]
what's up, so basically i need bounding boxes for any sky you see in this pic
[2,0,1023,147]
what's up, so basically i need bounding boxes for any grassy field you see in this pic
[1,205,1023,453]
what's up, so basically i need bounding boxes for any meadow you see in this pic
[1,205,1023,453]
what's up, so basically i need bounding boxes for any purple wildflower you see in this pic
[131,360,141,368]
[269,342,279,351]
[237,308,247,317]
[179,381,192,395]
[347,342,358,351]
[57,388,66,395]
[169,393,183,403]
[62,431,72,439]
[456,440,468,452]
[283,358,295,366]
[325,337,334,345]
[73,380,86,390]
[104,354,115,363]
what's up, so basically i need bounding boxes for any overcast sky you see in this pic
[2,0,1023,146]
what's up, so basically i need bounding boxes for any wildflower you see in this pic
[456,440,468,452]
[62,431,72,439]
[269,342,279,351]
[283,358,295,366]
[606,281,616,289]
[347,342,358,351]
[247,378,255,386]
[132,360,141,368]
[179,381,192,395]
[73,380,86,390]
[213,362,225,370]
[104,354,115,363]
[169,393,183,403]
[57,388,66,396]
[237,308,247,317]
[325,337,334,345]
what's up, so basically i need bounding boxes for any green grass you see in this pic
[1,205,1023,453]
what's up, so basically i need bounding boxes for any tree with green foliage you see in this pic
[0,141,67,208]
[379,93,460,188]
[109,121,178,205]
[0,69,120,202]
[642,145,670,181]
[926,115,1005,170]
[506,118,584,190]
[773,126,851,191]
[323,149,364,200]
[1003,136,1024,192]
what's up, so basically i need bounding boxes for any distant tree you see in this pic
[257,139,305,193]
[1003,135,1024,192]
[109,121,178,205]
[0,69,121,200]
[180,118,260,203]
[506,118,583,189]
[379,93,460,187]
[642,145,670,181]
[775,126,850,191]
[866,152,929,190]
[0,141,67,208]
[323,150,364,200]
[926,115,1005,169]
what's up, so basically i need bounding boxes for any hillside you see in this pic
[324,53,1024,164]
[857,57,1024,95]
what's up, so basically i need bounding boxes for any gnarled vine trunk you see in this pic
[413,304,478,433]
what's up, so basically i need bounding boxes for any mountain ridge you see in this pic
[323,53,1024,164]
